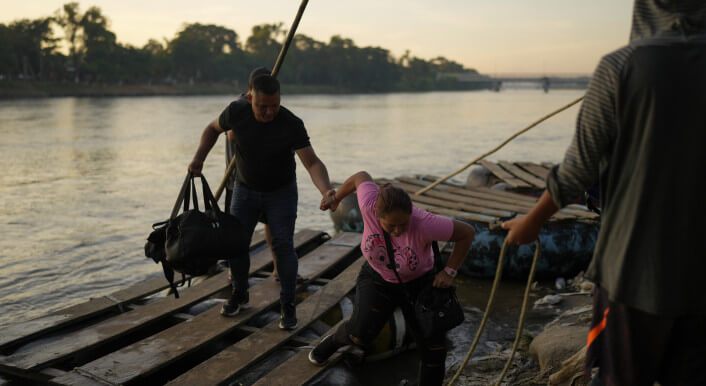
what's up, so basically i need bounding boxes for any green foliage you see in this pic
[1,2,480,92]
[170,23,244,81]
[246,23,284,66]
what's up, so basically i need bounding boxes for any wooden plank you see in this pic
[516,162,552,181]
[477,160,532,188]
[397,176,536,208]
[377,179,514,218]
[0,230,267,352]
[410,176,593,222]
[414,175,539,203]
[251,325,349,386]
[414,203,498,223]
[391,180,533,215]
[50,370,106,386]
[498,161,546,189]
[167,257,365,386]
[0,355,54,385]
[413,192,578,223]
[399,176,536,209]
[0,230,324,371]
[410,191,513,218]
[71,233,362,385]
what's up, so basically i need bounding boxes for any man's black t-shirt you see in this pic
[218,99,310,191]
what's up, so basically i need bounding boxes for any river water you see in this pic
[0,89,583,333]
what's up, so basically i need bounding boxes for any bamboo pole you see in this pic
[415,96,584,196]
[214,0,310,201]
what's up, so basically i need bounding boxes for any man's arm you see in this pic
[295,145,336,209]
[502,190,559,245]
[502,56,620,245]
[188,119,225,176]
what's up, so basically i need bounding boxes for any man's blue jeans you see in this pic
[229,180,298,306]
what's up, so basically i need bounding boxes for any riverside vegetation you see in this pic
[0,2,491,98]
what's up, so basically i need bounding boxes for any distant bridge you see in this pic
[437,72,591,92]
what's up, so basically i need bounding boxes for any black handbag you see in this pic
[145,173,249,297]
[383,230,464,339]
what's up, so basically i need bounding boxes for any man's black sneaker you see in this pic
[279,302,298,330]
[220,290,250,317]
[308,334,338,366]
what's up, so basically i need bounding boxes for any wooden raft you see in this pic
[380,174,598,225]
[0,230,365,386]
[475,160,554,190]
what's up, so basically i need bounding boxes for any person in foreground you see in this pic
[311,171,475,386]
[503,1,706,384]
[189,72,336,330]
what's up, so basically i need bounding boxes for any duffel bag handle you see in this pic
[199,175,223,214]
[170,173,191,219]
[187,175,199,212]
[169,173,201,219]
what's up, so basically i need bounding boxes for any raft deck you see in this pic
[474,160,554,190]
[380,174,598,226]
[0,229,364,385]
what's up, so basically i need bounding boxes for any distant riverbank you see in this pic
[0,80,360,99]
[0,80,505,99]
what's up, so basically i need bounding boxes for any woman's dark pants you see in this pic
[330,263,447,386]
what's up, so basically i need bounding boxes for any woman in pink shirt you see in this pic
[309,171,475,386]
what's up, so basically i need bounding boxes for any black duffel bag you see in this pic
[383,230,464,339]
[145,172,249,297]
[414,279,465,340]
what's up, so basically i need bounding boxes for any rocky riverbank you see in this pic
[445,273,595,386]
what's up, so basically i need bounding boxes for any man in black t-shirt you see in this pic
[189,73,336,330]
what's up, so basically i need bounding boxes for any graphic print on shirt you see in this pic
[401,246,419,271]
[363,234,418,271]
[363,233,392,267]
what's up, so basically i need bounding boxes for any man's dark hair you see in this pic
[248,67,270,87]
[252,75,280,95]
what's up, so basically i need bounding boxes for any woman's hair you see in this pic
[375,184,412,216]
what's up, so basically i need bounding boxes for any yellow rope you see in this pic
[446,237,541,386]
[415,96,584,196]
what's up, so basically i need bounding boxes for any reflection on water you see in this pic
[0,90,582,329]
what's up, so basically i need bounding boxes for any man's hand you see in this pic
[501,215,542,245]
[188,159,203,176]
[433,270,454,288]
[320,189,338,211]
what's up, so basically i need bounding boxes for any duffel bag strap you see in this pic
[161,259,180,298]
[170,173,191,219]
[199,175,222,213]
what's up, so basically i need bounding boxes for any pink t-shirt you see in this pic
[357,181,454,283]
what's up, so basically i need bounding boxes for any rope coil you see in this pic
[447,237,541,386]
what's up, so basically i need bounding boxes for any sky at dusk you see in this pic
[1,0,634,75]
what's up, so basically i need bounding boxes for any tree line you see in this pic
[0,2,485,92]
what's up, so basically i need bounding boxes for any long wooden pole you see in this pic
[415,96,584,196]
[214,0,310,201]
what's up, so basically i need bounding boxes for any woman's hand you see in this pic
[319,189,338,211]
[433,271,454,288]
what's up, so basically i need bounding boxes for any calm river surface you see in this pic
[0,89,583,329]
